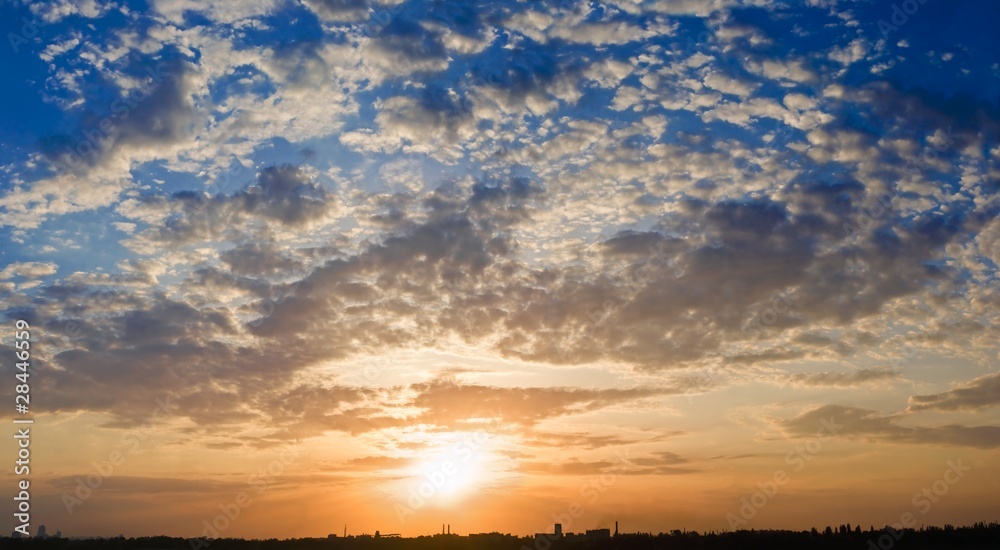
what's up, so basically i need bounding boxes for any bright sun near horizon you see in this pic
[0,0,998,541]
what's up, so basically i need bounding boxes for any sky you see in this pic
[0,0,998,540]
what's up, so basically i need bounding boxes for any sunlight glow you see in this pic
[399,431,495,505]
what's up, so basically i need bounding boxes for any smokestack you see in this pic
[448,524,450,535]
[615,521,618,537]
[442,524,445,535]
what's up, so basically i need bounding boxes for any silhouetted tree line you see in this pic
[5,522,1000,550]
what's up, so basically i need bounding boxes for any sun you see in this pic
[402,431,494,505]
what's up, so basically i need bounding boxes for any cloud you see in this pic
[788,367,901,387]
[647,0,765,16]
[42,56,199,173]
[151,0,283,24]
[0,262,59,280]
[219,242,306,277]
[550,19,677,46]
[342,455,413,470]
[703,70,760,98]
[30,0,113,22]
[124,164,335,251]
[908,372,1000,412]
[0,56,200,229]
[523,431,682,450]
[782,404,1000,449]
[517,450,694,476]
[340,90,478,161]
[828,38,870,66]
[302,0,370,22]
[364,17,450,75]
[744,56,818,83]
[406,378,679,428]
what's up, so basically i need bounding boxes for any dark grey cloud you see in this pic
[242,165,331,225]
[908,373,1000,412]
[789,367,902,387]
[219,242,306,277]
[782,404,1000,449]
[133,164,334,248]
[40,56,199,174]
[368,17,449,72]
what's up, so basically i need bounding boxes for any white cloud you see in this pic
[30,0,113,23]
[828,38,870,66]
[703,70,760,98]
[0,262,59,280]
[39,36,81,63]
[744,57,817,83]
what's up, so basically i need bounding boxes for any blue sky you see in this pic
[0,0,998,539]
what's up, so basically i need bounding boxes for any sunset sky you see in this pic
[1,0,999,540]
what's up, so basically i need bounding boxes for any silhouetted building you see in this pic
[586,528,611,541]
[535,523,563,543]
[469,532,517,542]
